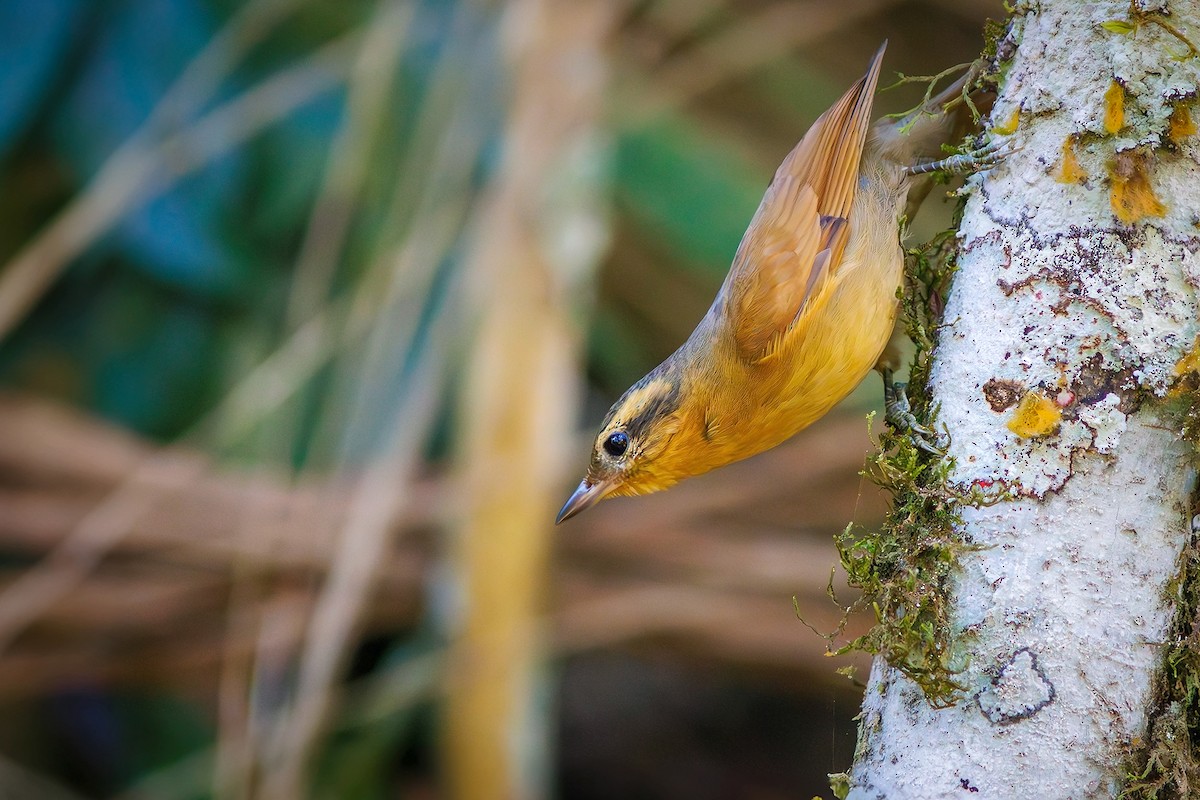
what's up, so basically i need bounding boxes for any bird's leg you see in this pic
[881,368,942,455]
[905,137,1015,177]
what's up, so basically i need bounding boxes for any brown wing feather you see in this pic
[756,214,848,361]
[725,177,823,359]
[777,42,885,218]
[721,43,885,361]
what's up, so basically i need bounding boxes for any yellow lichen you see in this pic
[992,108,1020,136]
[1007,392,1062,438]
[1104,80,1126,134]
[1169,103,1197,143]
[1058,135,1086,184]
[1109,150,1167,224]
[1174,335,1200,377]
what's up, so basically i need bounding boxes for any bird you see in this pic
[557,42,998,524]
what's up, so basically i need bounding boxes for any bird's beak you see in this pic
[555,479,610,524]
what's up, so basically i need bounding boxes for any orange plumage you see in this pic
[558,43,979,523]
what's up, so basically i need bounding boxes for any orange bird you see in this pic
[558,43,995,523]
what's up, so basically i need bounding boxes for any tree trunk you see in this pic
[848,2,1200,797]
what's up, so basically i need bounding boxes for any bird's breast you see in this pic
[717,187,905,455]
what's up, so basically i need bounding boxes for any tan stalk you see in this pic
[442,1,616,798]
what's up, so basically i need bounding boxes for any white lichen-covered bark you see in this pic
[849,2,1200,797]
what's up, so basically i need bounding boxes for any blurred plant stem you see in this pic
[133,0,309,144]
[0,0,449,672]
[0,10,494,796]
[442,1,616,798]
[613,0,895,126]
[260,373,442,800]
[0,12,362,660]
[215,3,414,795]
[255,0,499,793]
[282,0,414,330]
[0,3,355,344]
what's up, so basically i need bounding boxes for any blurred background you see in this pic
[0,0,998,797]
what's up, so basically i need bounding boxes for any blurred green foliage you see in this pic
[617,117,761,275]
[0,0,781,445]
[0,0,495,447]
[0,0,967,795]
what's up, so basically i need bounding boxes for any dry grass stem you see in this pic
[615,0,898,125]
[0,26,360,343]
[283,0,415,329]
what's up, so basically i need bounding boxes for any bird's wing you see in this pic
[720,44,884,362]
[722,179,844,360]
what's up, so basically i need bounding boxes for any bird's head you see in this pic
[556,372,702,523]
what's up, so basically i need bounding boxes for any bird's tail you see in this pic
[775,42,887,220]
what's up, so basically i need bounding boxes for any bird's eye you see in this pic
[603,431,629,457]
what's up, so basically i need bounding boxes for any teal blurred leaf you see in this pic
[248,89,343,236]
[0,0,86,156]
[52,0,245,296]
[89,284,219,438]
[616,118,763,276]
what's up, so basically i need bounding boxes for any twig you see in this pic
[137,0,310,141]
[259,1,494,774]
[881,62,977,133]
[0,28,367,657]
[0,450,208,655]
[0,152,479,659]
[260,275,458,799]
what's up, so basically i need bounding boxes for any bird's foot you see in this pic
[905,137,1017,177]
[882,369,943,455]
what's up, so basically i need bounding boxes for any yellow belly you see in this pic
[633,170,907,491]
[724,178,905,459]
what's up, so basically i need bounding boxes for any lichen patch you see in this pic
[1168,103,1197,144]
[1109,150,1167,224]
[976,647,1056,725]
[993,107,1021,136]
[1007,391,1063,438]
[1105,80,1127,133]
[1076,392,1128,453]
[983,378,1025,412]
[1057,135,1087,184]
[935,193,1200,497]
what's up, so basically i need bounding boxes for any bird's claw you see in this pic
[906,136,1018,177]
[882,370,944,456]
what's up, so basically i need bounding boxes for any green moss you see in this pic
[981,17,1009,62]
[826,226,971,708]
[899,225,960,402]
[826,771,850,799]
[1176,374,1200,446]
[977,15,1018,97]
[1120,513,1200,799]
[882,65,977,136]
[833,443,965,707]
[818,18,1017,710]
